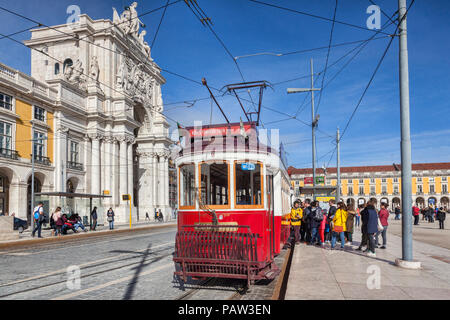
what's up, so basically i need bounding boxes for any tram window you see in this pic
[180,164,195,207]
[235,162,262,206]
[200,163,229,206]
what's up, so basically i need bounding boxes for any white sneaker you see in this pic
[367,252,376,257]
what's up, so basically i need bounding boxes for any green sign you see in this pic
[315,176,325,184]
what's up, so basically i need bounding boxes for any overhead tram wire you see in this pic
[0,25,42,40]
[368,0,398,25]
[248,0,392,36]
[315,0,338,115]
[151,0,171,49]
[324,0,415,168]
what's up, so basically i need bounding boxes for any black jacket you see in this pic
[437,210,446,221]
[309,207,323,228]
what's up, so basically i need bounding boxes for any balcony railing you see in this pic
[381,191,388,195]
[370,192,376,196]
[31,154,50,165]
[0,148,18,160]
[67,161,83,171]
[416,191,423,195]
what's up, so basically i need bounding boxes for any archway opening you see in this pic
[416,197,425,209]
[27,176,42,224]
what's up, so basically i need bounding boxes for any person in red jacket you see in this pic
[377,203,389,249]
[412,205,420,225]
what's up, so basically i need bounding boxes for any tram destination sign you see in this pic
[241,163,256,171]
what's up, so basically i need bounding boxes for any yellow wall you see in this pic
[387,178,393,194]
[375,179,381,194]
[15,99,32,160]
[364,179,370,194]
[436,177,442,193]
[423,177,429,194]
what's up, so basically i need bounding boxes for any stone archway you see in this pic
[440,196,449,209]
[357,198,366,208]
[370,197,378,205]
[416,197,425,209]
[346,198,356,210]
[27,175,43,223]
[392,197,401,210]
[0,171,10,215]
[428,197,437,207]
[380,197,389,206]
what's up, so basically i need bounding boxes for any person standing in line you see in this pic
[31,202,45,238]
[52,207,63,237]
[437,207,446,230]
[331,202,347,250]
[361,199,378,257]
[377,203,389,249]
[290,200,303,244]
[412,205,420,225]
[300,199,311,242]
[318,208,327,247]
[345,204,356,245]
[107,207,115,230]
[91,206,98,231]
[326,199,337,243]
[309,201,323,246]
[356,203,368,251]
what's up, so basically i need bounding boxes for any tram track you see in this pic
[175,277,247,300]
[0,243,174,299]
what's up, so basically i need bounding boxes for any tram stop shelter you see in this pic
[34,192,111,229]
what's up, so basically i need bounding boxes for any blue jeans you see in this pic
[331,231,345,248]
[74,222,86,231]
[32,220,42,237]
[355,216,360,227]
[310,227,321,244]
[109,221,114,229]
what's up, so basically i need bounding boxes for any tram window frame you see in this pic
[234,161,264,209]
[198,161,230,209]
[179,163,196,210]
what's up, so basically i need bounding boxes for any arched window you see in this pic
[54,63,60,75]
[63,59,73,72]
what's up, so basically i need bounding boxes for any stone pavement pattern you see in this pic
[285,219,450,300]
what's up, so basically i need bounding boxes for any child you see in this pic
[319,210,327,247]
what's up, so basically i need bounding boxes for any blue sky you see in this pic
[0,0,449,168]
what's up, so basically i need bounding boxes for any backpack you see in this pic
[313,208,324,222]
[33,208,40,220]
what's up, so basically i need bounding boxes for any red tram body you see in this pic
[173,122,291,286]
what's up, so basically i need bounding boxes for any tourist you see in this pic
[377,203,389,249]
[290,200,302,244]
[345,204,356,245]
[361,199,378,257]
[51,207,63,236]
[325,199,337,243]
[145,212,150,221]
[318,208,327,247]
[437,207,446,230]
[107,207,115,230]
[331,201,347,250]
[394,206,401,220]
[300,199,311,242]
[412,205,420,225]
[309,201,323,246]
[91,207,98,231]
[73,214,87,232]
[355,205,361,227]
[31,202,45,238]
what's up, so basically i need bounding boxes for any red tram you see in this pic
[173,122,291,286]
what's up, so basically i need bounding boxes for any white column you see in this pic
[113,140,119,205]
[119,137,128,199]
[91,135,101,195]
[164,156,169,207]
[159,154,164,209]
[104,137,112,204]
[127,139,134,199]
[153,154,158,209]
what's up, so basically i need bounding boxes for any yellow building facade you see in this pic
[289,163,450,210]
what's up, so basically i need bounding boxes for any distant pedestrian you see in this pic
[290,201,302,244]
[412,205,420,225]
[91,206,98,231]
[377,203,389,249]
[107,208,115,230]
[394,206,401,220]
[331,202,347,250]
[325,199,337,243]
[145,211,150,221]
[355,206,361,227]
[345,204,356,245]
[361,200,379,257]
[52,207,63,236]
[31,202,45,238]
[437,207,446,230]
[318,209,327,247]
[158,209,164,222]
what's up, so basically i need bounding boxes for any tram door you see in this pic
[266,174,274,260]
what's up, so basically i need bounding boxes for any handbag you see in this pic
[377,217,384,232]
[107,216,113,222]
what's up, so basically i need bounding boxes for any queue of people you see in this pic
[289,198,390,257]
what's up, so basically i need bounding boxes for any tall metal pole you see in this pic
[398,0,413,261]
[311,58,316,200]
[336,127,341,203]
[31,122,35,231]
